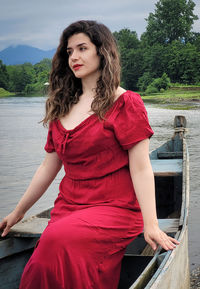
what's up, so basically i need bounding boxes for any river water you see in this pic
[0,96,199,271]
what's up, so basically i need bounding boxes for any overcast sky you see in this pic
[0,0,199,51]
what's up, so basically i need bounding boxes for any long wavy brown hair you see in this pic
[43,20,121,125]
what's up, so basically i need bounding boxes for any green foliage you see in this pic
[0,1,199,95]
[113,29,140,50]
[113,0,199,91]
[5,59,52,94]
[165,41,200,84]
[7,63,35,92]
[145,73,171,94]
[190,32,200,51]
[143,0,198,45]
[0,60,9,90]
[142,44,168,78]
[0,87,14,97]
[113,29,143,90]
[145,85,159,94]
[137,72,154,92]
[121,48,144,90]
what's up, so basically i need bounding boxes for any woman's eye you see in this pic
[80,47,86,51]
[67,50,72,56]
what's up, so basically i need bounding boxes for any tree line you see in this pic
[0,0,199,95]
[0,58,51,94]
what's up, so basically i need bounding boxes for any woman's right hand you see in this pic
[0,210,24,237]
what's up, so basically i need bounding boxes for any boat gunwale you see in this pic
[129,118,189,289]
[142,132,189,288]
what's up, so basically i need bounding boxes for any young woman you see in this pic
[0,20,179,289]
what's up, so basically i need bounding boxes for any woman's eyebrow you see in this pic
[67,43,87,50]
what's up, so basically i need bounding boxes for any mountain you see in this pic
[0,45,56,65]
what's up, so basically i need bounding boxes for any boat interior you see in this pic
[118,136,184,288]
[0,130,186,289]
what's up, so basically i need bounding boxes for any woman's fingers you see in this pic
[1,223,11,237]
[169,236,180,245]
[146,237,158,251]
[160,237,177,251]
[0,220,8,237]
[0,212,24,237]
[145,228,180,251]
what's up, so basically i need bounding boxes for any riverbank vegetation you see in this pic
[0,58,51,96]
[0,0,199,99]
[0,87,15,97]
[142,86,200,103]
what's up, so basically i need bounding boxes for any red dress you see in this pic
[19,91,153,289]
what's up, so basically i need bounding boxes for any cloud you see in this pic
[0,0,199,51]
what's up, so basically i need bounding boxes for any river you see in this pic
[0,96,199,271]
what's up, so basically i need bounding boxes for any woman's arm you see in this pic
[128,138,179,251]
[0,152,62,237]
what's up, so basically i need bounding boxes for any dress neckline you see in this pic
[57,90,129,133]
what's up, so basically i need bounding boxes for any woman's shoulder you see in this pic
[114,87,127,101]
[115,87,143,106]
[105,89,145,123]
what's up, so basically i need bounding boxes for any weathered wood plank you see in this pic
[157,152,183,159]
[6,217,179,239]
[158,218,180,233]
[151,159,182,176]
[0,250,32,289]
[8,217,49,237]
[0,237,38,259]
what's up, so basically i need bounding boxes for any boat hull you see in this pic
[0,116,190,289]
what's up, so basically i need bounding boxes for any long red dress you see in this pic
[19,91,154,289]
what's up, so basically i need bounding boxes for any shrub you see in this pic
[137,72,154,91]
[145,73,171,94]
[145,85,159,94]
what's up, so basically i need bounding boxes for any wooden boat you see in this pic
[0,115,189,289]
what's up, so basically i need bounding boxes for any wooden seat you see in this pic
[125,218,180,257]
[9,217,49,237]
[151,159,182,176]
[157,152,183,159]
[8,214,180,238]
[158,218,180,233]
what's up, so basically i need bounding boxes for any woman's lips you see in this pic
[73,64,83,71]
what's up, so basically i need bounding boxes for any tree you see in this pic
[142,0,198,45]
[34,58,52,75]
[137,72,154,92]
[7,63,35,93]
[142,44,169,78]
[0,60,9,90]
[189,32,200,51]
[166,41,200,84]
[120,48,144,90]
[113,29,140,50]
[113,29,142,90]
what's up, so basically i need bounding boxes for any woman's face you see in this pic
[67,33,101,80]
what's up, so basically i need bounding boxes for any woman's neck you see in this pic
[81,71,101,98]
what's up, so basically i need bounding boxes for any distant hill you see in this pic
[0,45,56,65]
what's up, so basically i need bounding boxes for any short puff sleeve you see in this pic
[105,91,154,150]
[44,122,55,153]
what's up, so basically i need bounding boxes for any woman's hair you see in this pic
[43,20,121,125]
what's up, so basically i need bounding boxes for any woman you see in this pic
[0,20,179,289]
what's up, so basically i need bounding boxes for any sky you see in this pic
[0,0,199,52]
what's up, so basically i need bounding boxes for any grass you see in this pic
[0,88,15,97]
[155,104,199,110]
[141,87,200,104]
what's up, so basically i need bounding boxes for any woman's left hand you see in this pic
[144,224,180,251]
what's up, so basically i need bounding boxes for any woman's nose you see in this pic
[70,50,79,61]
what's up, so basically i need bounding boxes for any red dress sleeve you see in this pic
[105,91,154,150]
[44,122,56,153]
